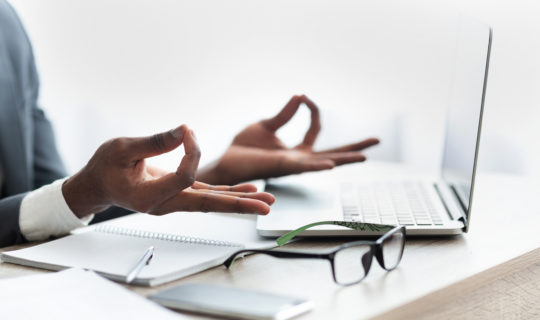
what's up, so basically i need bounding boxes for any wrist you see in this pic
[62,172,110,218]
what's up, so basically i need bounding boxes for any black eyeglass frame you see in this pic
[223,226,406,286]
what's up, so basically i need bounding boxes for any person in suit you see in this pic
[0,0,378,247]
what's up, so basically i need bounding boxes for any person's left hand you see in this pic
[197,95,380,185]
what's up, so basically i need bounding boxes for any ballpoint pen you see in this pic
[126,246,154,284]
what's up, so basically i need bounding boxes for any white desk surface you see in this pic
[1,162,539,319]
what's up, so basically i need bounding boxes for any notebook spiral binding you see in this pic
[94,225,242,248]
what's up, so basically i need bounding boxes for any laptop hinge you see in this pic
[450,185,468,228]
[434,182,467,228]
[458,215,467,228]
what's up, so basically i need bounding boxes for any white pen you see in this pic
[126,246,154,284]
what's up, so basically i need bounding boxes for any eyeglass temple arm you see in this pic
[223,249,327,268]
[276,220,395,246]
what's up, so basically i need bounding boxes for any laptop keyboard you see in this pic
[340,181,443,226]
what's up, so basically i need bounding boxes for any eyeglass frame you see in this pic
[223,225,406,286]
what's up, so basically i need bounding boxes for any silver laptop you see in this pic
[257,17,492,237]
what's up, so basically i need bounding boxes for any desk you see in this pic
[1,163,539,319]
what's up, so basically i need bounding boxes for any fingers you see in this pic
[261,94,321,150]
[261,95,305,132]
[261,95,321,148]
[125,125,189,159]
[315,152,366,166]
[192,189,276,205]
[138,129,201,205]
[154,192,272,215]
[283,157,335,174]
[191,181,258,193]
[191,181,274,205]
[317,138,380,154]
[298,95,321,148]
[175,129,201,177]
[273,150,367,177]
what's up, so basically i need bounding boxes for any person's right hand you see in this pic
[62,125,274,219]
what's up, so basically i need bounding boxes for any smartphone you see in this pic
[148,283,314,320]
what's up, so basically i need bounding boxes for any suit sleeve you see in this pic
[0,194,28,247]
[0,2,38,247]
[0,3,132,248]
[31,106,68,187]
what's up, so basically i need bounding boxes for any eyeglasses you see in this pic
[224,221,406,286]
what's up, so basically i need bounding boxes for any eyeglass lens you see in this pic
[381,230,404,270]
[333,244,373,285]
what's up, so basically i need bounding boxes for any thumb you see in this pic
[127,125,188,159]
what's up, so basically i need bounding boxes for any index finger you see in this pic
[261,95,305,132]
[175,129,201,178]
[261,95,321,147]
[298,95,321,148]
[141,129,201,200]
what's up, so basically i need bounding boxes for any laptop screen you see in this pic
[441,16,492,224]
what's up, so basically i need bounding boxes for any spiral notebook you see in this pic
[1,212,275,286]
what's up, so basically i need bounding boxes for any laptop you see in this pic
[257,17,492,237]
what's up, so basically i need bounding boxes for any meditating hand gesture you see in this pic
[197,95,380,185]
[63,125,274,218]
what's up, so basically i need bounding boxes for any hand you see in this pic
[63,125,274,218]
[197,95,380,185]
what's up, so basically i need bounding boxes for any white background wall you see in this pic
[8,0,540,180]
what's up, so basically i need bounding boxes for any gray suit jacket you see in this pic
[0,1,131,247]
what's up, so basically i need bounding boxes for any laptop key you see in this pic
[398,222,415,226]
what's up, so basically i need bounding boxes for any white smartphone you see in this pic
[148,283,314,320]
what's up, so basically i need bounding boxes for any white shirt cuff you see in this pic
[19,178,94,241]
